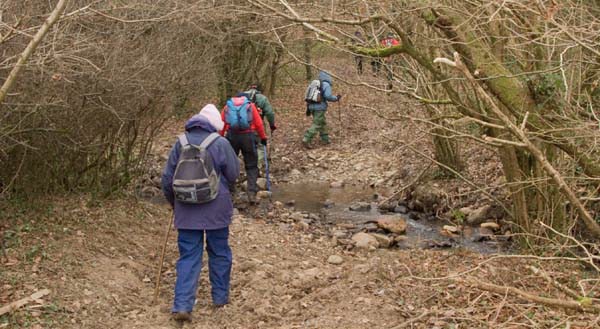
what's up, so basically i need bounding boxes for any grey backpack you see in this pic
[304,79,322,103]
[172,133,220,204]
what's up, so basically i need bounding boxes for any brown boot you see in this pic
[172,312,192,323]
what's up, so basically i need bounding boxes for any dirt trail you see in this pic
[2,73,599,328]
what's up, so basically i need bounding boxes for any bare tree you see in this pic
[248,0,600,239]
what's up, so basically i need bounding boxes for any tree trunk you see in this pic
[303,27,312,81]
[497,143,531,233]
[432,127,464,177]
[267,44,285,97]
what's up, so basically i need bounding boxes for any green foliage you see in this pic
[578,296,593,307]
[452,209,466,224]
[432,168,451,179]
[526,73,565,110]
[25,244,42,261]
[466,122,480,135]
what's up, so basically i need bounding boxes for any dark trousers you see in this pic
[227,132,258,194]
[172,227,232,312]
[371,59,381,74]
[354,56,363,74]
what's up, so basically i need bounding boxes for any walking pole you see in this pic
[263,144,271,192]
[337,99,343,138]
[153,214,174,305]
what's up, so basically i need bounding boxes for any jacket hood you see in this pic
[319,71,332,85]
[185,115,217,133]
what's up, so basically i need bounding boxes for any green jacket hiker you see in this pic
[244,84,276,168]
[245,85,276,133]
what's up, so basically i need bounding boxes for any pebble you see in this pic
[332,230,347,238]
[352,232,379,249]
[349,202,371,212]
[330,181,344,188]
[327,255,344,265]
[376,217,407,234]
[370,233,392,248]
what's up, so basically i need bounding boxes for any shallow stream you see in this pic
[272,182,509,254]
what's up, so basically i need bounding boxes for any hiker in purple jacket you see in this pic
[161,104,240,324]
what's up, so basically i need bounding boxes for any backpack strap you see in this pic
[319,80,324,99]
[177,133,189,147]
[248,89,257,103]
[199,132,220,149]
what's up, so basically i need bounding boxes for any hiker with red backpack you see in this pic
[161,104,240,324]
[244,83,276,135]
[221,93,268,204]
[380,32,399,90]
[302,71,342,148]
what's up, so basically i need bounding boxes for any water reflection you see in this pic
[271,182,378,213]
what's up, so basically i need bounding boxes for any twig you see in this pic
[152,215,174,305]
[389,310,430,329]
[0,0,69,105]
[0,148,28,197]
[529,266,580,300]
[538,221,600,273]
[404,143,513,217]
[464,279,600,313]
[0,289,51,316]
[0,235,7,262]
[88,8,182,24]
[377,163,432,207]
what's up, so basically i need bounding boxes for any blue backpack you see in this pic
[225,96,252,131]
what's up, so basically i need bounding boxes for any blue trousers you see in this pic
[172,227,232,313]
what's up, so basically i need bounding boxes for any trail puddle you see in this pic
[272,182,509,254]
[272,182,378,213]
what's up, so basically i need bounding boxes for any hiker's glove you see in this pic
[270,124,277,132]
[260,139,268,146]
[336,94,342,101]
[305,108,311,117]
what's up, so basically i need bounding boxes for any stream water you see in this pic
[272,182,509,254]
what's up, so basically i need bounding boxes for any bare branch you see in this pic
[0,0,69,105]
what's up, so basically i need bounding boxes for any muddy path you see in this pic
[2,74,600,328]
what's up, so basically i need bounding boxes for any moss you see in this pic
[349,44,405,57]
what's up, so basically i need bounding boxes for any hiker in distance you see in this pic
[380,32,399,90]
[221,92,268,204]
[161,104,240,324]
[243,83,276,168]
[352,30,365,75]
[302,70,342,149]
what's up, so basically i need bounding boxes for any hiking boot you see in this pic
[247,192,257,205]
[172,312,192,323]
